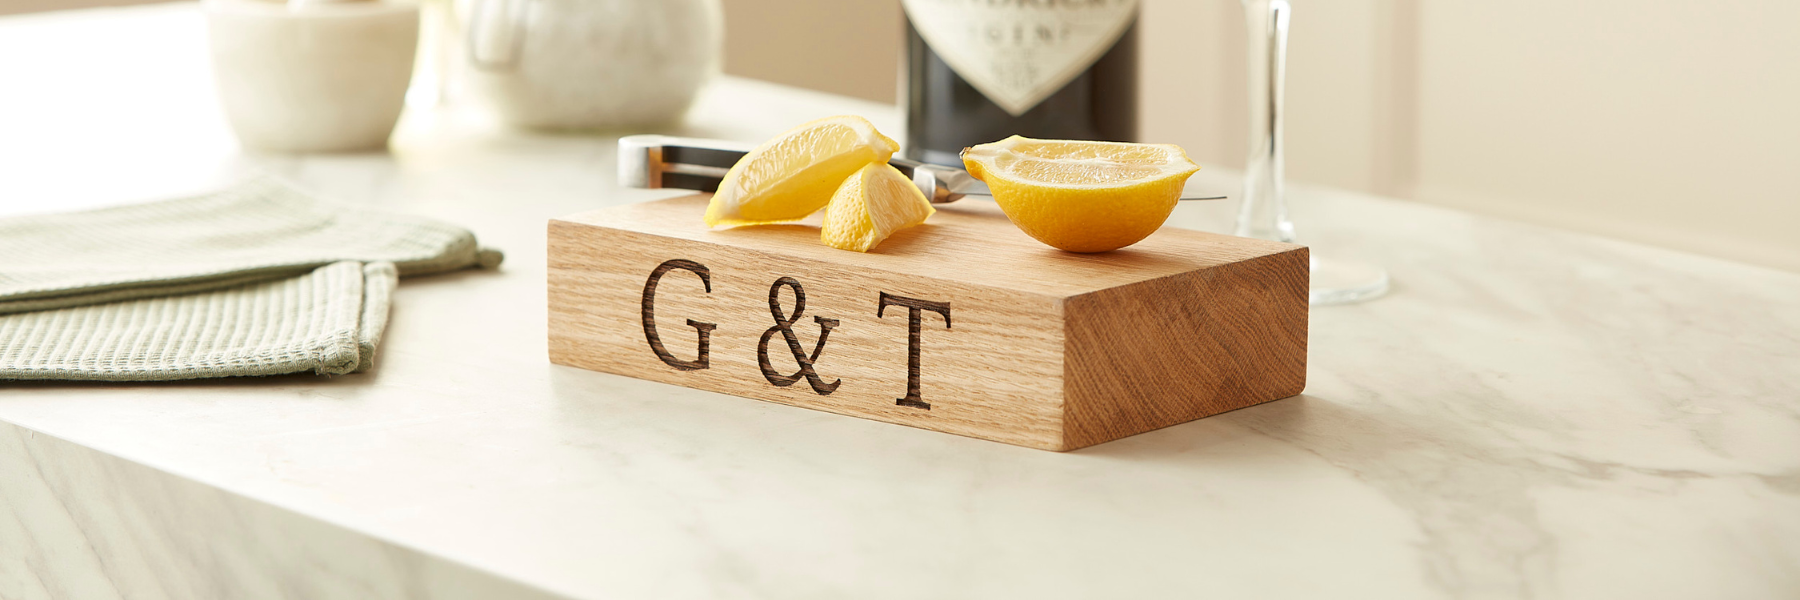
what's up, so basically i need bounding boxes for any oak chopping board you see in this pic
[547,194,1308,451]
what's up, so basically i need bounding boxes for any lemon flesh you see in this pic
[820,163,935,252]
[705,115,899,227]
[962,136,1200,253]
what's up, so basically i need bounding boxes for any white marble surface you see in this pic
[3,4,1799,599]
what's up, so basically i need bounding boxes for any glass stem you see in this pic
[1236,0,1296,244]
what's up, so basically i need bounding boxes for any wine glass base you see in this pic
[1309,255,1388,306]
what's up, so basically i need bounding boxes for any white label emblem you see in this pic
[903,0,1138,116]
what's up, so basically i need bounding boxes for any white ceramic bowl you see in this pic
[207,0,419,152]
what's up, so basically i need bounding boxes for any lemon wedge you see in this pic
[704,115,899,227]
[962,136,1200,253]
[820,163,935,252]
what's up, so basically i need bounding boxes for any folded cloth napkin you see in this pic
[0,176,500,315]
[0,261,393,381]
[0,177,500,381]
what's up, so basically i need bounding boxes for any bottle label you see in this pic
[903,0,1138,117]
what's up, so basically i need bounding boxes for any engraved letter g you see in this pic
[641,259,717,371]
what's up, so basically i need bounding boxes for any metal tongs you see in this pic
[618,135,1225,203]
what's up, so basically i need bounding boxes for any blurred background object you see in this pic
[723,0,1800,273]
[206,0,418,152]
[405,0,460,108]
[901,0,1137,167]
[1234,0,1390,305]
[4,0,1795,271]
[462,0,722,130]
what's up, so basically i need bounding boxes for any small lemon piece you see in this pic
[705,115,900,227]
[820,163,935,252]
[962,136,1200,253]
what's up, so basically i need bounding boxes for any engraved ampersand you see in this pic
[758,277,841,395]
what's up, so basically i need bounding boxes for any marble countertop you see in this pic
[3,5,1798,599]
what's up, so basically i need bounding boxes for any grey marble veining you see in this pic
[2,5,1798,600]
[0,422,566,600]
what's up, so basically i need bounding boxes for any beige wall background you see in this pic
[724,0,1800,273]
[0,0,146,15]
[6,0,1794,271]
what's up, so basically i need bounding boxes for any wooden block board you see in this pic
[547,194,1308,451]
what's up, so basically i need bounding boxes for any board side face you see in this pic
[557,195,1300,299]
[547,218,1071,450]
[1061,247,1311,450]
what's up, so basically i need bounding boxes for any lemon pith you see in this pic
[961,136,1200,253]
[704,115,900,227]
[820,163,935,252]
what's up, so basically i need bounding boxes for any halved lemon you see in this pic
[962,136,1200,253]
[820,163,935,252]
[704,115,900,227]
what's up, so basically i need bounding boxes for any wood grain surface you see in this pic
[548,194,1308,451]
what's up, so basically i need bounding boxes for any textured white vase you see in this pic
[464,0,722,131]
[207,0,419,153]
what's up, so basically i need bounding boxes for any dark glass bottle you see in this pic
[903,11,1139,167]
